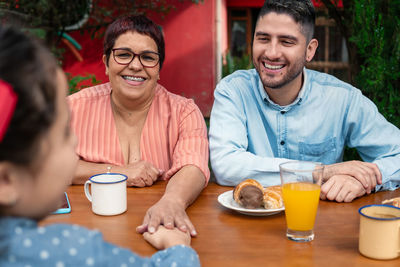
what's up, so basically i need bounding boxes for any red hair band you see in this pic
[0,79,18,142]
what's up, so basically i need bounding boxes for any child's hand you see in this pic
[143,225,191,250]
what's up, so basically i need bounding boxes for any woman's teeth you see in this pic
[123,75,145,81]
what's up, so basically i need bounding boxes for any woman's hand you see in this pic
[114,160,160,187]
[143,225,191,250]
[136,165,205,237]
[136,196,197,237]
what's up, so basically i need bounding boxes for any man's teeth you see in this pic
[263,63,284,70]
[123,76,145,81]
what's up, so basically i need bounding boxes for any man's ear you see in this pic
[102,55,109,76]
[0,162,19,206]
[306,38,318,62]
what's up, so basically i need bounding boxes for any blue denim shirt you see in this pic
[0,217,200,267]
[209,68,400,191]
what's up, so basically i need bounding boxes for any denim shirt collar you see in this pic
[259,68,308,111]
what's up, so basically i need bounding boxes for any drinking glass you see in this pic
[280,161,324,242]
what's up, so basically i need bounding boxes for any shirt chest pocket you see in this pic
[298,137,337,164]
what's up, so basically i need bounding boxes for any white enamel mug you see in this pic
[84,173,127,216]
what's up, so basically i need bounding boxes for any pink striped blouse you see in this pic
[68,82,210,183]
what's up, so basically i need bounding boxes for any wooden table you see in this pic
[42,182,400,266]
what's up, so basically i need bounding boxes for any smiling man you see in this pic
[209,0,400,202]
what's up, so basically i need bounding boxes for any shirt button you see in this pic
[280,111,286,114]
[280,141,285,145]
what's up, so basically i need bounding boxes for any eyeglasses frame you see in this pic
[111,48,160,68]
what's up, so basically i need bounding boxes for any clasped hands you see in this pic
[320,161,382,202]
[138,196,195,249]
[112,160,160,187]
[113,160,196,245]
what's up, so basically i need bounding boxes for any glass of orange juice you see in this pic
[280,161,324,242]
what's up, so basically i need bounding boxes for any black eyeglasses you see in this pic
[112,48,160,68]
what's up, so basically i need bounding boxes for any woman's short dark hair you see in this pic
[257,0,315,42]
[0,25,58,165]
[103,15,165,69]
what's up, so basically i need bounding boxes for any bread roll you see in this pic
[263,185,283,209]
[233,179,284,210]
[382,197,400,207]
[233,179,264,209]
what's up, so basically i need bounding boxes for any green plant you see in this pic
[321,0,400,128]
[66,73,101,95]
[222,52,253,78]
[320,0,400,161]
[351,0,400,128]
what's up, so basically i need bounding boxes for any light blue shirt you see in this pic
[0,217,200,267]
[209,68,400,191]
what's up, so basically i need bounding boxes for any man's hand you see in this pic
[324,161,381,194]
[143,225,191,250]
[320,175,366,202]
[114,160,160,187]
[136,197,197,237]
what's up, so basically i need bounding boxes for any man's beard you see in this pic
[253,56,306,90]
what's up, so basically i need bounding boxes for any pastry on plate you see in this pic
[233,179,264,209]
[382,197,400,207]
[233,179,284,209]
[263,185,283,209]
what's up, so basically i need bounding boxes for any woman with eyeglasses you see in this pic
[68,15,209,237]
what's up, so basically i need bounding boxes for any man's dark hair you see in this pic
[257,0,315,41]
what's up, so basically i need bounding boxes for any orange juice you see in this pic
[282,182,320,231]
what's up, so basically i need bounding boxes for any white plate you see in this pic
[217,190,285,216]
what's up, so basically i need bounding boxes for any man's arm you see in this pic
[320,88,400,200]
[343,89,400,192]
[209,82,289,186]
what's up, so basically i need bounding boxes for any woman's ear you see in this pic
[102,55,109,76]
[0,163,19,206]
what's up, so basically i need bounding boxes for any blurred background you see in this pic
[1,0,399,133]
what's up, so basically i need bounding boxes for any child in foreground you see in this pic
[0,25,200,267]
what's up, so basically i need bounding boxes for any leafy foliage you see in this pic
[222,52,253,78]
[66,73,102,95]
[0,0,93,45]
[321,0,400,128]
[0,0,202,46]
[0,0,202,95]
[320,0,400,161]
[350,0,400,128]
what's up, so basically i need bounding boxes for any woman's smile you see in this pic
[121,75,147,86]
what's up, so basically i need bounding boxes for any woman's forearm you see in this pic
[73,159,114,184]
[161,165,206,208]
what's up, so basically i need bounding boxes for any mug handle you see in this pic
[84,180,92,202]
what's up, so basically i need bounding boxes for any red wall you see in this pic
[62,0,216,116]
[150,0,216,116]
